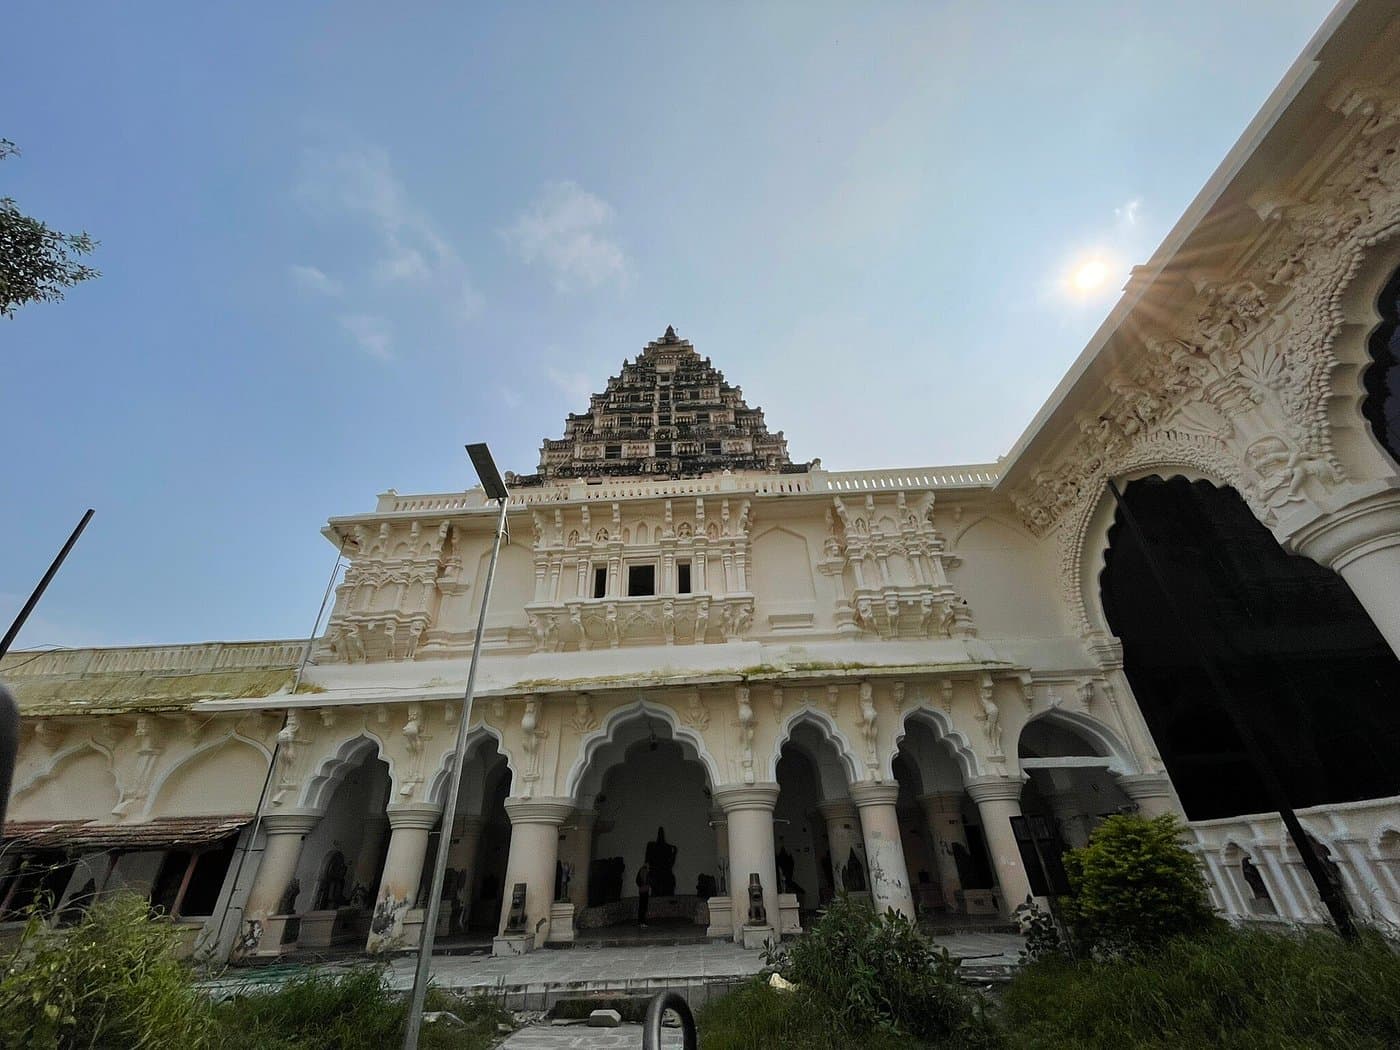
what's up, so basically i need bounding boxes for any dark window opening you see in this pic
[1100,476,1400,820]
[150,851,191,915]
[593,566,608,598]
[705,441,721,455]
[1363,263,1400,466]
[677,561,692,594]
[605,445,621,460]
[180,838,238,917]
[627,564,656,596]
[655,443,672,457]
[0,851,75,918]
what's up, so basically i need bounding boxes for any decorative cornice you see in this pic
[964,774,1028,804]
[502,797,575,826]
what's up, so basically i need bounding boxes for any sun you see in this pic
[1071,258,1109,293]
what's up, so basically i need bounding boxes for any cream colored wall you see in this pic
[10,748,119,822]
[148,737,268,818]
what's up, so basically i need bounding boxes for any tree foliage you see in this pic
[1061,813,1218,956]
[1,140,99,318]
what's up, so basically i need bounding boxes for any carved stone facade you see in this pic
[3,2,1400,959]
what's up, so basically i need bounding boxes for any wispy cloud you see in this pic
[503,181,630,292]
[339,313,394,360]
[289,263,343,298]
[545,365,596,405]
[295,143,482,356]
[1114,198,1142,227]
[498,386,524,409]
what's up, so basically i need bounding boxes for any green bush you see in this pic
[999,926,1400,1050]
[0,893,216,1049]
[696,977,924,1050]
[213,967,511,1050]
[763,893,996,1047]
[1061,814,1217,956]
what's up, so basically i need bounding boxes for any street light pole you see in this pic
[402,445,511,1050]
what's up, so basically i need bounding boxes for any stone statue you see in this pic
[645,826,678,896]
[776,846,796,894]
[558,860,574,903]
[843,848,866,892]
[315,850,348,911]
[746,873,766,926]
[277,877,301,916]
[504,882,528,933]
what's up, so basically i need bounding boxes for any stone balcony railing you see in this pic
[0,639,306,680]
[369,462,1003,515]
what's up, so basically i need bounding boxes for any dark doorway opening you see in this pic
[1099,476,1400,819]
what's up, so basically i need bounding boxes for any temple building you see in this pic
[3,0,1400,960]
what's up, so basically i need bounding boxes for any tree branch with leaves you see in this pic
[1,139,99,318]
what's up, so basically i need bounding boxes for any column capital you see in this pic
[849,781,901,809]
[1280,481,1400,569]
[815,797,858,822]
[386,802,443,831]
[1114,773,1174,802]
[965,775,1027,804]
[708,807,729,827]
[713,783,780,814]
[504,797,574,826]
[260,811,322,835]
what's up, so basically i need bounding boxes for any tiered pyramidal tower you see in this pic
[518,326,804,484]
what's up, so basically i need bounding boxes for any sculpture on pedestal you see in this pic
[504,882,527,933]
[746,873,766,926]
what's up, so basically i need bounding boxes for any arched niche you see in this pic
[568,700,720,801]
[11,746,118,821]
[1099,475,1400,820]
[769,709,860,793]
[147,736,270,818]
[425,725,513,814]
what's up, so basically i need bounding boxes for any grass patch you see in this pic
[696,978,925,1050]
[213,968,512,1050]
[999,926,1400,1050]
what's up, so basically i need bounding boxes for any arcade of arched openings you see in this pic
[4,10,1400,958]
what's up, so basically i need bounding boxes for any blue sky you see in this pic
[3,1,1337,649]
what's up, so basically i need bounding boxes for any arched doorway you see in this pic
[893,715,995,918]
[572,708,718,940]
[776,718,860,922]
[1100,476,1400,820]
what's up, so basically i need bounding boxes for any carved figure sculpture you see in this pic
[315,850,348,911]
[645,826,678,896]
[277,877,301,916]
[505,882,528,933]
[746,872,767,926]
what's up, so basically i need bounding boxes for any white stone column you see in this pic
[1284,484,1400,659]
[849,782,916,919]
[241,811,320,948]
[816,797,864,893]
[918,792,968,911]
[498,797,572,944]
[366,802,441,952]
[714,783,780,943]
[558,809,595,909]
[965,775,1034,916]
[1115,773,1180,821]
[444,814,486,930]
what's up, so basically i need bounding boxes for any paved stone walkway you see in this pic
[500,1023,684,1049]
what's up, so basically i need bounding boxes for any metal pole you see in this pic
[0,509,94,660]
[403,493,509,1050]
[1106,479,1356,938]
